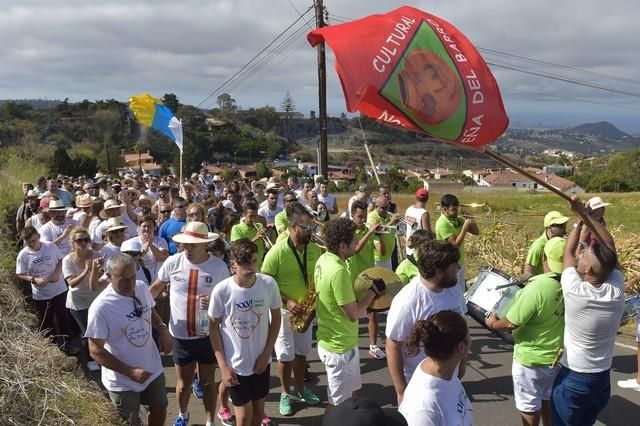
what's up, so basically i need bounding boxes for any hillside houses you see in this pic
[465,167,583,194]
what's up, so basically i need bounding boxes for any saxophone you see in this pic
[290,284,317,333]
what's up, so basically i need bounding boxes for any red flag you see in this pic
[308,6,508,148]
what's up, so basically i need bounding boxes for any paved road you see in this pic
[160,315,640,426]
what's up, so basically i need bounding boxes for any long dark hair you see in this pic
[406,310,468,360]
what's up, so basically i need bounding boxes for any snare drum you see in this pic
[621,294,640,325]
[465,266,523,344]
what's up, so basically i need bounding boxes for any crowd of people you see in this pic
[12,169,639,426]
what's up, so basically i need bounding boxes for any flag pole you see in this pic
[179,150,183,189]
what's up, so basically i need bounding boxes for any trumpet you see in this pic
[460,214,518,226]
[310,233,327,250]
[254,222,275,250]
[375,218,412,236]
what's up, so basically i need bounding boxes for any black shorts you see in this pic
[229,365,271,407]
[172,337,216,367]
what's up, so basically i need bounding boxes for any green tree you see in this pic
[217,93,237,115]
[49,146,74,176]
[381,167,407,192]
[255,160,272,179]
[162,93,180,114]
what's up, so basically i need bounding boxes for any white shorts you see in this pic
[512,360,559,412]
[274,309,313,362]
[318,346,362,406]
[375,258,392,270]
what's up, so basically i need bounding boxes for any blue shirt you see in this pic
[159,218,186,254]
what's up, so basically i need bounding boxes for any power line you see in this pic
[196,5,314,108]
[501,87,640,111]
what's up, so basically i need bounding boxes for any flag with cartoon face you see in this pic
[307,6,508,148]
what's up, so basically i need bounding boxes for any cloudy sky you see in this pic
[3,0,640,131]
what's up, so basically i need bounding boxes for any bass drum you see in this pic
[465,266,523,344]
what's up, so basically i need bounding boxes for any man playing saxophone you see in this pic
[261,202,322,417]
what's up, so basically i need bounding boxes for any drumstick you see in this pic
[551,348,564,367]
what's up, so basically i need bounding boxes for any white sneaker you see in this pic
[369,345,386,359]
[617,378,640,391]
[87,361,100,372]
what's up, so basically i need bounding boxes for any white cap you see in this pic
[222,200,237,212]
[121,238,143,253]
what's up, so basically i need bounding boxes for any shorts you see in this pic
[109,374,167,425]
[551,366,611,425]
[512,360,559,412]
[275,309,313,362]
[172,336,216,367]
[318,346,362,406]
[229,365,271,406]
[374,258,392,270]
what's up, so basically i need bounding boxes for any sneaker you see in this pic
[617,378,640,391]
[172,414,189,426]
[279,392,293,416]
[261,415,277,426]
[192,377,203,399]
[369,345,386,359]
[292,387,320,405]
[217,407,235,426]
[87,361,100,372]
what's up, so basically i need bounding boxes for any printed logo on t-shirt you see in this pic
[122,317,151,348]
[230,298,263,339]
[32,256,50,265]
[456,389,471,419]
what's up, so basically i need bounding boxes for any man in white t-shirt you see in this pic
[150,222,229,426]
[210,238,282,426]
[39,199,79,256]
[551,196,624,426]
[258,188,283,226]
[317,182,338,216]
[86,253,172,426]
[385,239,464,406]
[16,225,76,353]
[344,184,372,220]
[404,188,431,256]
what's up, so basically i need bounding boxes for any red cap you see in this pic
[39,197,50,211]
[416,188,429,199]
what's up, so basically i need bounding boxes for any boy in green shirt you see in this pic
[435,194,479,312]
[230,200,266,269]
[522,211,569,281]
[314,218,384,410]
[395,229,434,285]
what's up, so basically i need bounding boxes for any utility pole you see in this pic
[315,0,328,179]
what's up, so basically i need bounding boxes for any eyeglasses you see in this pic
[295,223,317,233]
[160,209,172,214]
[74,237,91,244]
[132,295,143,318]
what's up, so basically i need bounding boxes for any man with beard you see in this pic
[261,202,322,416]
[385,239,464,406]
[16,189,39,233]
[551,196,624,426]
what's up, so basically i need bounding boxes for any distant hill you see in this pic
[0,99,62,109]
[564,121,628,139]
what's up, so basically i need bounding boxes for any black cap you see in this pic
[322,398,407,426]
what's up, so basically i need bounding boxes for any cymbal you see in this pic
[353,267,403,312]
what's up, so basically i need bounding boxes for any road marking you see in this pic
[615,341,638,351]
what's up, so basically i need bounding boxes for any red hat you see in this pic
[415,188,429,199]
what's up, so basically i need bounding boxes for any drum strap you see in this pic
[288,237,309,288]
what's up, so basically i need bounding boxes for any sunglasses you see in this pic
[111,229,126,234]
[295,223,317,233]
[74,237,91,244]
[160,210,172,214]
[132,295,144,318]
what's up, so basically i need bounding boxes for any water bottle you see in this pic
[197,295,210,336]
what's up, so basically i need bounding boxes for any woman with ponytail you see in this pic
[399,310,473,426]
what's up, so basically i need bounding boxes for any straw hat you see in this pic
[104,217,128,233]
[100,199,123,219]
[26,190,38,198]
[135,194,153,207]
[75,193,93,208]
[47,199,68,212]
[172,222,219,244]
[251,178,268,191]
[587,196,611,211]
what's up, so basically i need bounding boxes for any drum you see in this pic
[465,266,523,344]
[621,294,640,325]
[354,267,403,312]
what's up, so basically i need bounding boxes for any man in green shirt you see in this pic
[261,202,321,416]
[274,191,298,243]
[395,229,434,285]
[314,218,384,411]
[435,194,479,312]
[230,200,266,269]
[367,196,401,270]
[522,211,569,281]
[486,269,564,426]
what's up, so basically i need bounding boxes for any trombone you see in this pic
[376,218,412,236]
[254,222,275,250]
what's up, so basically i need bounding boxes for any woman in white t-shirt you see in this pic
[62,228,102,370]
[399,310,473,426]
